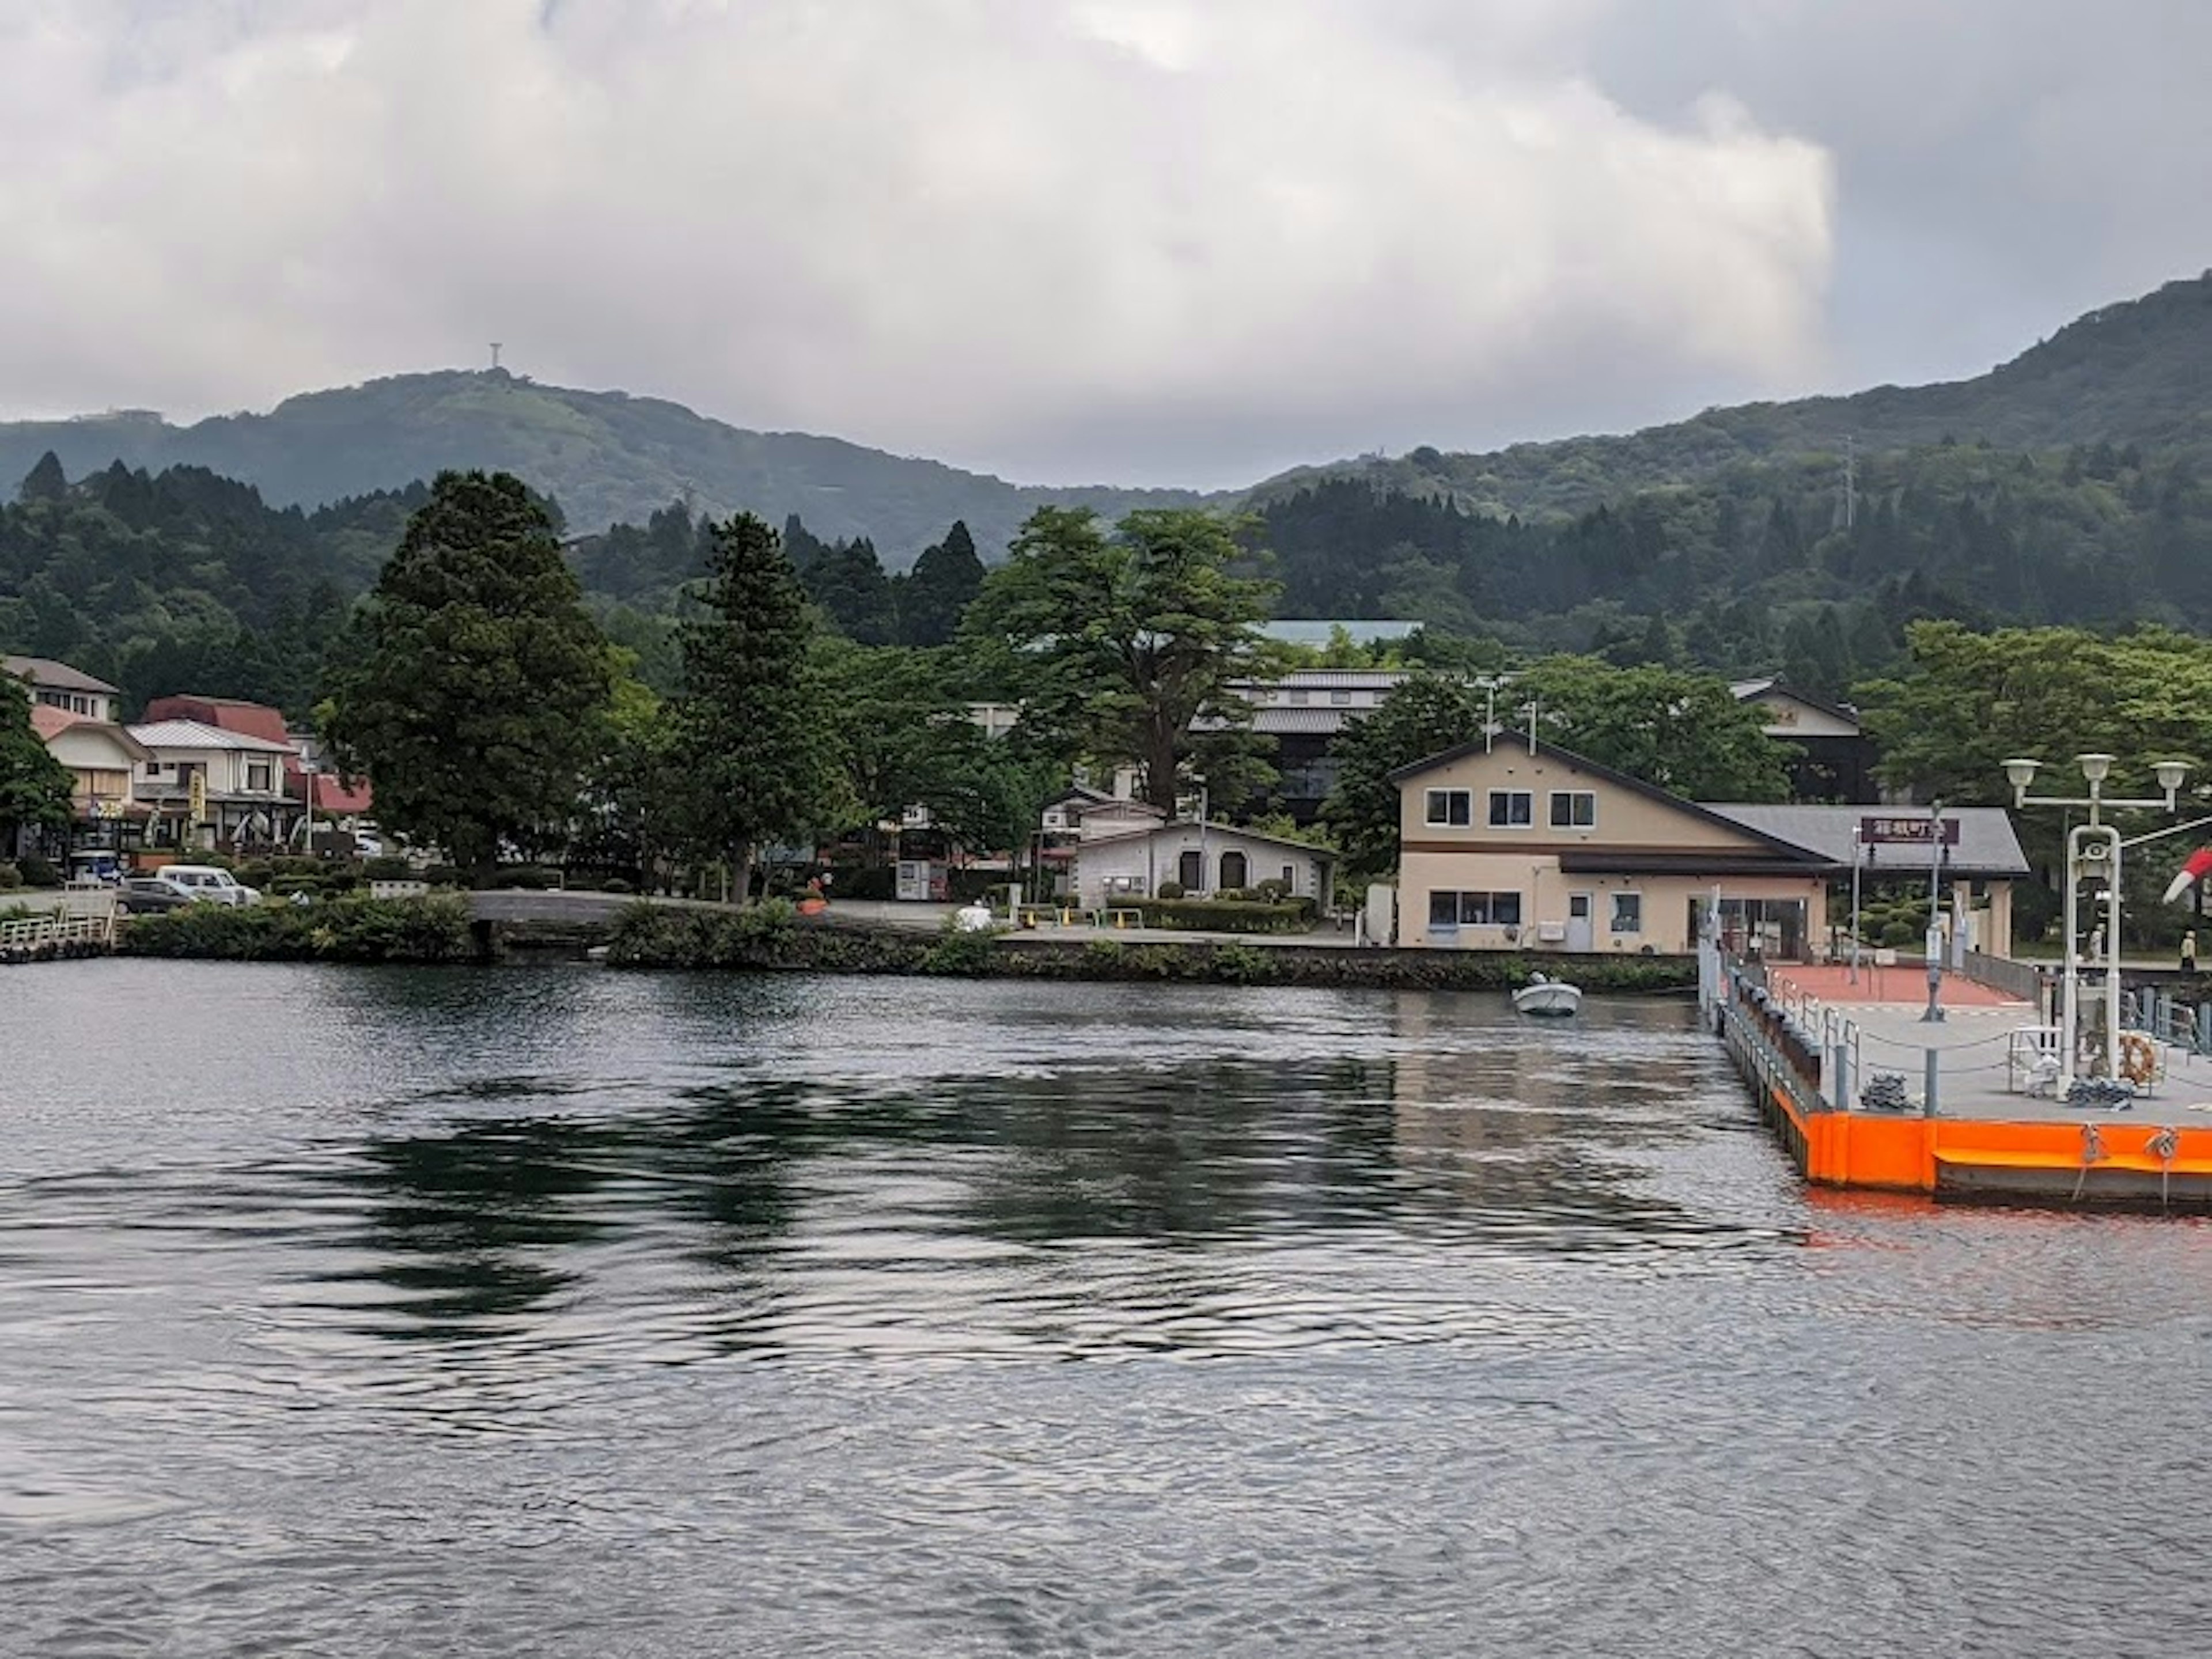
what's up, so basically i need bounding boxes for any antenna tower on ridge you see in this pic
[490,342,504,372]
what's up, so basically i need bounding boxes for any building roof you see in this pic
[31,704,154,759]
[1256,669,1414,691]
[1705,804,2029,877]
[1249,707,1372,736]
[1074,820,1340,861]
[142,694,291,748]
[5,654,120,695]
[128,718,297,753]
[1729,677,1862,731]
[312,774,374,815]
[1389,728,1829,865]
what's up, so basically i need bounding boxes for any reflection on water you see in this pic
[3,962,2208,1657]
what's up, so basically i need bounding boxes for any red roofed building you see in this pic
[141,694,373,821]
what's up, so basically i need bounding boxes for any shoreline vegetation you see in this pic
[112,892,1700,993]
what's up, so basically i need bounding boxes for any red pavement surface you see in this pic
[1769,963,2028,1008]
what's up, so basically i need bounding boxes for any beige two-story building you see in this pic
[1390,730,2027,959]
[1391,730,1836,956]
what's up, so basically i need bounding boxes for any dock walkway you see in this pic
[1715,953,2212,1208]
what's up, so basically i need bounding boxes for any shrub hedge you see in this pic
[118,893,476,963]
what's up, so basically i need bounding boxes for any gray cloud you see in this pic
[0,1,2195,488]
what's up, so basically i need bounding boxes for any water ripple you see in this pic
[1,962,2207,1656]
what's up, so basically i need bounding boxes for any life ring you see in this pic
[2119,1032,2159,1086]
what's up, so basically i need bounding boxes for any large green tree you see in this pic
[1855,620,2212,805]
[816,638,1062,861]
[324,471,614,874]
[1321,673,1490,880]
[964,506,1281,813]
[1512,657,1792,801]
[0,673,73,854]
[672,513,846,896]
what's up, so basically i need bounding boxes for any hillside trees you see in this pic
[324,471,615,874]
[964,506,1282,813]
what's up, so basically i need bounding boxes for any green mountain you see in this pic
[0,370,1206,567]
[1255,272,2212,519]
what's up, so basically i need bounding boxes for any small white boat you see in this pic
[1512,972,1582,1018]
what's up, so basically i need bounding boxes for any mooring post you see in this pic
[1923,1047,1941,1118]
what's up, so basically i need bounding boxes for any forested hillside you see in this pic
[0,370,1206,564]
[1258,433,2211,700]
[7,274,2205,567]
[1256,272,2212,521]
[0,457,421,715]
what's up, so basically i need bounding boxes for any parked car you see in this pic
[119,875,200,915]
[152,865,263,907]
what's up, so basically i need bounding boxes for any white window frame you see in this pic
[1425,788,1472,827]
[1550,790,1596,829]
[1611,891,1643,934]
[1487,789,1533,828]
[1428,890,1524,929]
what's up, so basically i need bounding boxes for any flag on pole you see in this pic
[2161,845,2212,905]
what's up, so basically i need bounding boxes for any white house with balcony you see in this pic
[127,719,300,850]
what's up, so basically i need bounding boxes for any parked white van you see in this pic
[153,865,263,907]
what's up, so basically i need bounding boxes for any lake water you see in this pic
[3,961,2207,1656]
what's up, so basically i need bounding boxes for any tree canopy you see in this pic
[324,471,614,872]
[0,673,73,851]
[964,506,1282,813]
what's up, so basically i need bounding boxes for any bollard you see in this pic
[1923,1047,1941,1118]
[2198,1002,2211,1058]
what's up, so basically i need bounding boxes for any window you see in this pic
[1287,689,1309,705]
[1281,865,1295,885]
[1330,689,1352,706]
[247,762,273,791]
[1428,890,1524,927]
[1549,790,1596,828]
[1219,850,1248,889]
[1487,789,1533,827]
[1611,892,1642,934]
[1425,789,1472,826]
[1177,849,1203,891]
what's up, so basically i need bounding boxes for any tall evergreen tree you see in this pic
[672,513,845,897]
[896,520,986,647]
[16,450,67,505]
[325,471,613,874]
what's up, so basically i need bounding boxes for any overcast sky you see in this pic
[1,0,2205,487]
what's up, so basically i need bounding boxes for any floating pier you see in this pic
[1708,955,2212,1209]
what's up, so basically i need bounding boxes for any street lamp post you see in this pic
[2003,753,2191,1088]
[1922,798,1948,1022]
[1849,824,1863,986]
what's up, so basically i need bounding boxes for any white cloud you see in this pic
[0,0,1835,484]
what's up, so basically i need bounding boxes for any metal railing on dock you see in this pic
[0,891,119,962]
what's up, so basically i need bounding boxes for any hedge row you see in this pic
[605,903,1698,991]
[118,893,476,963]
